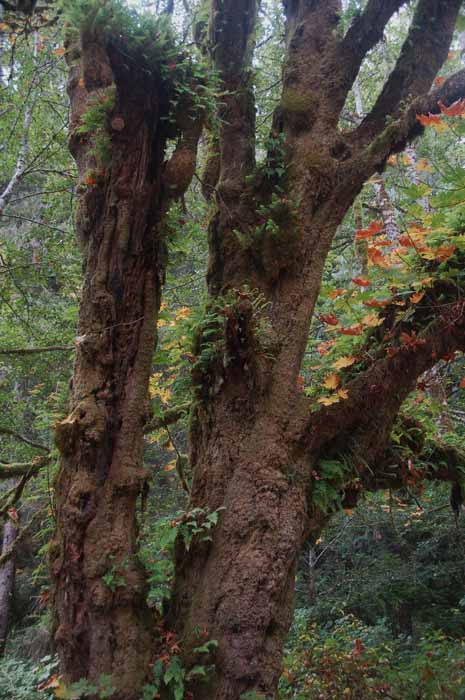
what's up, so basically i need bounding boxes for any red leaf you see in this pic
[352,277,371,287]
[319,313,339,326]
[416,113,442,126]
[438,99,465,117]
[355,220,383,240]
[338,324,363,336]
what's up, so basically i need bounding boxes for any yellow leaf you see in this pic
[361,312,383,327]
[175,307,190,319]
[158,319,168,327]
[416,158,433,173]
[317,395,341,406]
[164,461,176,472]
[323,373,340,390]
[53,47,66,57]
[431,121,449,133]
[332,355,356,370]
[337,389,349,400]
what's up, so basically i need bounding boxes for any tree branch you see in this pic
[329,0,408,115]
[0,344,74,355]
[0,426,49,452]
[0,455,50,479]
[351,0,462,147]
[306,282,465,465]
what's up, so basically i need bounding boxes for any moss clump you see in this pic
[281,87,314,113]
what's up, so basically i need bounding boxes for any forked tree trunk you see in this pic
[0,518,18,655]
[50,30,173,698]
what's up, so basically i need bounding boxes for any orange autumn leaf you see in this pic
[329,288,346,299]
[317,340,336,355]
[363,299,389,308]
[367,247,390,268]
[352,277,370,287]
[53,46,66,57]
[398,234,415,248]
[319,313,339,326]
[438,99,465,117]
[410,290,425,304]
[416,113,442,126]
[355,220,383,240]
[361,312,383,327]
[323,373,340,390]
[338,324,363,336]
[460,377,465,389]
[332,355,356,370]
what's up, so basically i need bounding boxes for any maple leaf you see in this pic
[416,158,433,173]
[323,373,340,390]
[332,356,356,370]
[53,47,66,57]
[367,247,390,268]
[37,674,60,691]
[410,290,425,304]
[355,220,383,240]
[361,312,383,328]
[460,377,465,389]
[337,389,349,400]
[319,313,338,326]
[352,277,370,287]
[416,113,442,126]
[164,461,176,472]
[438,99,465,117]
[400,331,426,350]
[317,395,341,406]
[329,288,346,299]
[317,340,336,355]
[363,299,389,308]
[338,324,363,336]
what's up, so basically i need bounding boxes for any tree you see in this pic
[166,2,465,699]
[44,4,204,697]
[3,1,465,699]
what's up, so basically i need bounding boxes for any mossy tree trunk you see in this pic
[50,24,200,700]
[168,2,465,699]
[0,517,17,655]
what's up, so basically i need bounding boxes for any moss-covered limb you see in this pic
[330,0,408,116]
[351,0,462,148]
[303,292,465,467]
[0,427,49,453]
[144,403,191,434]
[0,345,74,355]
[0,455,50,479]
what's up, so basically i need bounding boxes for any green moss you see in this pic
[281,87,314,113]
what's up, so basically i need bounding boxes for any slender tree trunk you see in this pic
[0,518,18,655]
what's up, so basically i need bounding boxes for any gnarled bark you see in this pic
[168,2,465,699]
[50,22,201,699]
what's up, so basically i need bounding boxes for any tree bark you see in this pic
[0,517,17,655]
[167,2,465,699]
[49,24,201,698]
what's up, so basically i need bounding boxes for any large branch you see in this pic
[0,344,74,355]
[305,283,465,467]
[351,0,462,147]
[0,455,50,478]
[328,0,408,116]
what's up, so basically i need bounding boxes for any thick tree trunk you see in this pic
[0,518,17,655]
[50,30,174,699]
